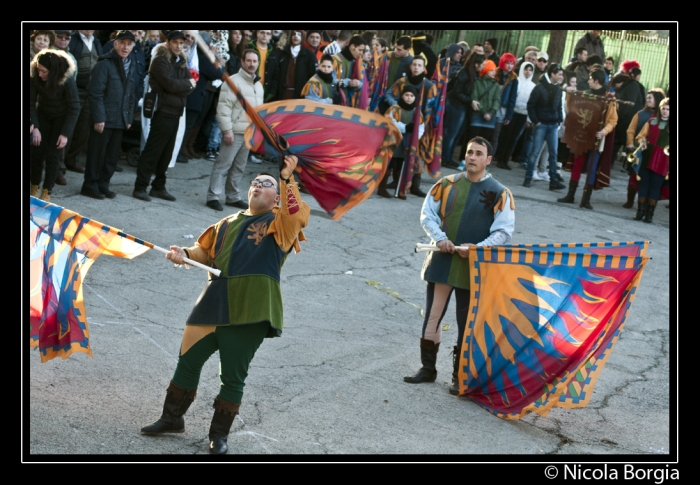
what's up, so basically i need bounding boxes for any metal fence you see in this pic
[379,29,670,91]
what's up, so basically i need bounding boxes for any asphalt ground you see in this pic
[25,147,675,466]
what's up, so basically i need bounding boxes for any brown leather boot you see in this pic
[634,197,647,221]
[622,186,637,208]
[208,397,241,454]
[404,339,439,383]
[580,185,593,209]
[186,125,203,159]
[377,168,392,198]
[141,381,197,435]
[643,199,657,223]
[30,185,39,197]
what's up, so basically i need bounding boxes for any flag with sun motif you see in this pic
[455,241,649,420]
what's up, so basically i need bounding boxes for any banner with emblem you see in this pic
[562,93,608,156]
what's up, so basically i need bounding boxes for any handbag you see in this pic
[143,89,158,119]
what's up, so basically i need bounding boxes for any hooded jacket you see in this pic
[527,73,563,125]
[87,49,136,129]
[514,62,536,118]
[29,48,80,138]
[495,68,518,122]
[147,43,193,116]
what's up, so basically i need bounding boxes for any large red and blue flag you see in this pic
[456,241,649,419]
[243,99,402,220]
[29,197,149,362]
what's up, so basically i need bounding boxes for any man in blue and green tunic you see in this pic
[404,137,515,395]
[140,155,310,454]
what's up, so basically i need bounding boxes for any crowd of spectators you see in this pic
[28,29,670,212]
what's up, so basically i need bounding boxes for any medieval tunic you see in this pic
[636,119,669,176]
[421,173,513,289]
[182,177,309,338]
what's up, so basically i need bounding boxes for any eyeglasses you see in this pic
[250,179,276,188]
[537,59,547,63]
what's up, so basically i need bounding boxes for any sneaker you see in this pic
[225,199,249,209]
[456,160,466,171]
[249,154,263,164]
[132,189,152,202]
[206,200,224,211]
[149,188,176,201]
[531,172,544,181]
[537,171,550,182]
[206,149,217,161]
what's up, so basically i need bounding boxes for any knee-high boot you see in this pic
[410,174,427,197]
[580,184,593,209]
[186,124,203,159]
[404,339,439,383]
[386,161,402,189]
[449,345,461,396]
[622,186,637,208]
[634,197,647,221]
[643,199,657,223]
[377,167,392,198]
[557,180,578,203]
[208,397,241,455]
[141,381,197,435]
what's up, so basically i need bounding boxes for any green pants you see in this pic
[172,322,269,403]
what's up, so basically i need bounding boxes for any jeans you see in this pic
[208,119,222,150]
[441,99,467,164]
[525,123,559,180]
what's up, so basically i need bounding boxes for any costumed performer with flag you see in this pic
[140,154,310,455]
[404,136,514,396]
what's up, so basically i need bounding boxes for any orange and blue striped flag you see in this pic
[29,197,149,363]
[456,241,649,420]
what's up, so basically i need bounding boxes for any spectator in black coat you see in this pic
[29,49,80,201]
[80,31,137,200]
[276,30,318,100]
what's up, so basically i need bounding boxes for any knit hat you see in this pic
[485,37,498,50]
[401,83,418,97]
[479,60,497,77]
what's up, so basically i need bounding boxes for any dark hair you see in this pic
[425,33,434,44]
[463,53,486,88]
[630,67,642,77]
[468,136,493,156]
[256,172,279,193]
[564,70,577,84]
[472,42,483,48]
[377,38,387,49]
[547,63,563,76]
[411,55,425,65]
[242,48,259,61]
[348,35,365,48]
[360,30,377,46]
[338,30,354,42]
[31,30,56,48]
[319,53,334,64]
[605,56,614,63]
[395,35,412,50]
[588,68,606,86]
[34,49,69,94]
[575,46,588,56]
[586,55,602,67]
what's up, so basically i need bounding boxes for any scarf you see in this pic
[316,70,333,84]
[290,45,301,58]
[398,96,416,111]
[407,73,425,86]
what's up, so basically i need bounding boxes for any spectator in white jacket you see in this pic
[494,61,536,169]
